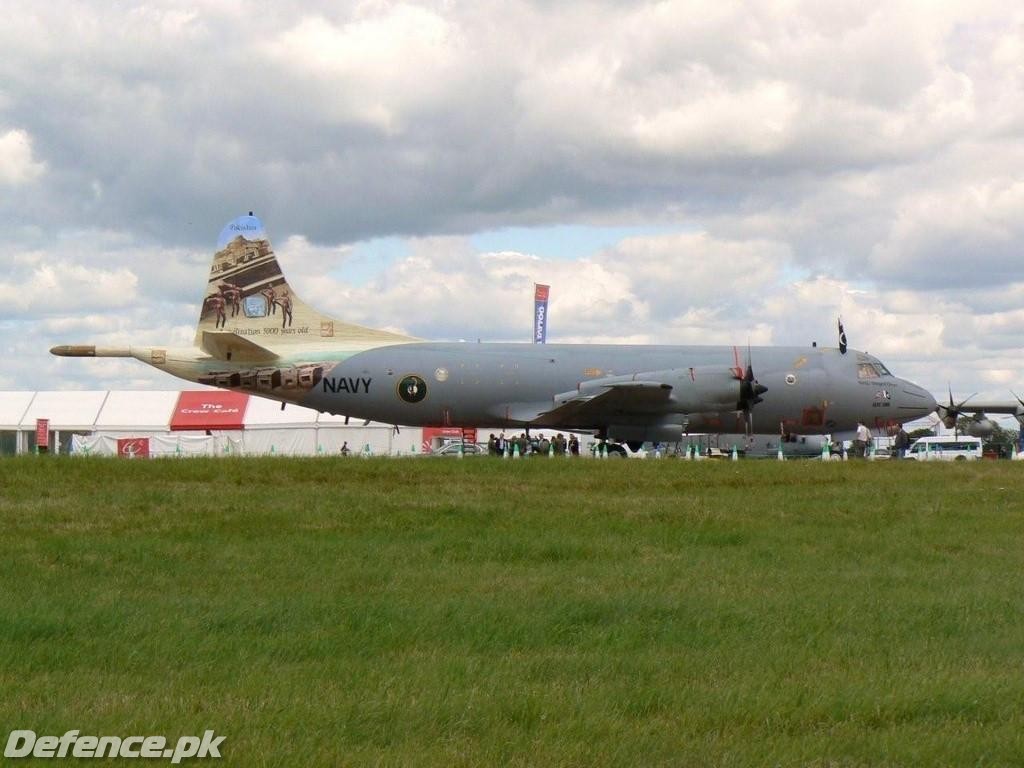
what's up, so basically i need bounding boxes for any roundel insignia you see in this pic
[397,374,427,404]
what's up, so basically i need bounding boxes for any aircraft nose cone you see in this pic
[896,380,937,420]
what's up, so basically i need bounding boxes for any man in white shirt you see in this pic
[854,422,871,458]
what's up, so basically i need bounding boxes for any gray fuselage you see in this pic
[300,341,936,439]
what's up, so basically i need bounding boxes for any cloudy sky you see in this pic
[3,1,1024,411]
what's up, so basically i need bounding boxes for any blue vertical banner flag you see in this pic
[533,284,550,343]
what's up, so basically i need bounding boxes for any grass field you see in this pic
[3,456,1024,766]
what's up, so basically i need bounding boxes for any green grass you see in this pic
[3,456,1024,766]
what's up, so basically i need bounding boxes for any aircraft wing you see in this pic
[934,396,1024,430]
[955,401,1024,416]
[531,381,673,427]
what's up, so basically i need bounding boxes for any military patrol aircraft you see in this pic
[52,213,942,448]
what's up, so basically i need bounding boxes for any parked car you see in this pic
[430,442,489,457]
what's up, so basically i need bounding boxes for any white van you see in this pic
[904,435,983,461]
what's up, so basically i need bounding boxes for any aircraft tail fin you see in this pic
[195,213,414,354]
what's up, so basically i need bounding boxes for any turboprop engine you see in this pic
[966,417,995,438]
[564,364,767,415]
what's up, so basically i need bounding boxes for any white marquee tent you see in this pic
[0,391,421,457]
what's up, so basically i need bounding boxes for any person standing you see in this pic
[894,426,910,459]
[855,422,871,458]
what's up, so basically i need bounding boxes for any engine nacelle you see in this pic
[967,418,994,438]
[573,366,747,414]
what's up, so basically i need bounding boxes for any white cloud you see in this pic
[292,234,650,341]
[3,0,1024,407]
[266,7,461,131]
[0,129,44,185]
[868,175,1024,288]
[629,81,799,158]
[0,262,137,314]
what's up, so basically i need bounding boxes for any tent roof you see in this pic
[94,391,180,430]
[20,391,109,429]
[1,392,403,430]
[0,391,36,429]
[244,395,319,427]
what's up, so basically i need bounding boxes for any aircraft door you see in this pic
[779,363,830,433]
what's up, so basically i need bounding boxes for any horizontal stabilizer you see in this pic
[50,345,131,358]
[200,332,279,362]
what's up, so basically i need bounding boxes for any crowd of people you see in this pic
[834,422,911,458]
[487,432,580,456]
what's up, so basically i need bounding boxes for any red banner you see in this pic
[170,391,249,431]
[117,438,151,459]
[35,418,49,449]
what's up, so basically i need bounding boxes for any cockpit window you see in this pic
[875,361,891,376]
[857,362,883,379]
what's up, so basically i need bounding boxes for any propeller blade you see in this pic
[939,386,978,431]
[735,345,767,415]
